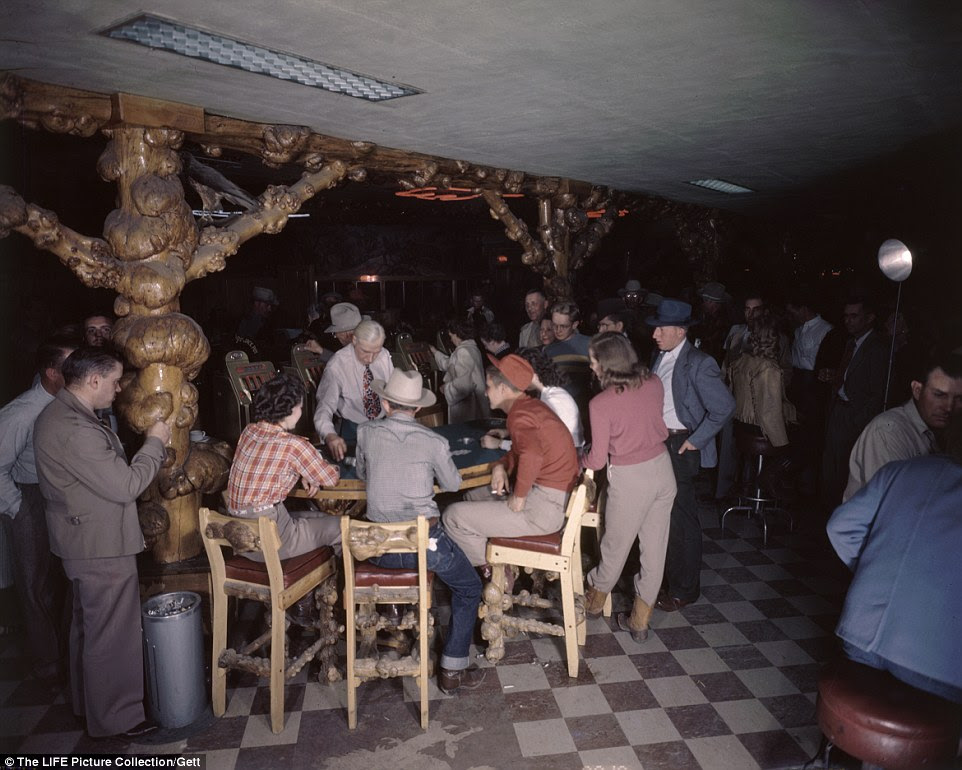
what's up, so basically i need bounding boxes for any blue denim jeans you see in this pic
[371,524,481,671]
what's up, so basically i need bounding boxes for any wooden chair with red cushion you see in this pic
[199,507,339,734]
[479,471,594,677]
[340,514,435,729]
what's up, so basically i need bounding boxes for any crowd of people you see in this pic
[2,276,961,743]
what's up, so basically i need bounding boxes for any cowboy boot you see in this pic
[617,597,653,643]
[584,586,609,618]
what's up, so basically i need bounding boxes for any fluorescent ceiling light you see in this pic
[687,178,754,194]
[103,15,421,102]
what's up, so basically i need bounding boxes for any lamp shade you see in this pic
[878,239,913,282]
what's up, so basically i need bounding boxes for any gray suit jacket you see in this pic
[34,389,166,560]
[658,341,735,468]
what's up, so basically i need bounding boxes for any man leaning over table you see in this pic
[444,354,580,568]
[313,319,394,461]
[355,369,485,694]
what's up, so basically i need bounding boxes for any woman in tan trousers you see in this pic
[582,333,677,642]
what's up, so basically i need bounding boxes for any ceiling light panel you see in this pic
[103,15,421,102]
[687,178,754,194]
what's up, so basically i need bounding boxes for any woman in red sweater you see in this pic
[582,333,678,642]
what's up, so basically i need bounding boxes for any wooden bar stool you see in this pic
[341,515,435,729]
[199,507,340,734]
[479,472,594,677]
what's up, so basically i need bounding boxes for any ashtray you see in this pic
[455,437,473,446]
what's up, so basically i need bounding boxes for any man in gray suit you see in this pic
[34,347,170,739]
[647,299,735,611]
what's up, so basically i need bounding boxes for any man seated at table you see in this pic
[444,354,580,568]
[228,373,342,560]
[355,369,485,694]
[313,319,394,461]
[826,423,962,704]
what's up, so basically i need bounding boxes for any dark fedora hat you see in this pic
[646,298,694,327]
[597,297,627,321]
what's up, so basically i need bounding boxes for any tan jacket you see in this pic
[729,355,796,447]
[34,388,166,559]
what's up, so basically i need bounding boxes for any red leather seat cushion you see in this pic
[354,560,435,588]
[225,546,335,588]
[817,658,962,770]
[488,530,563,555]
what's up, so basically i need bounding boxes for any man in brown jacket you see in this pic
[34,347,170,739]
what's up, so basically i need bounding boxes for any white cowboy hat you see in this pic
[325,302,368,333]
[372,369,437,408]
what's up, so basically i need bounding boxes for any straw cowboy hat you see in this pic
[325,302,368,333]
[371,369,437,408]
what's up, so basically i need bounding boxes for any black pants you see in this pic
[663,434,702,602]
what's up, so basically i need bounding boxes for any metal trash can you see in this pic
[142,591,207,728]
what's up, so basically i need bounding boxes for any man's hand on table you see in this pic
[325,433,347,462]
[480,434,502,449]
[302,479,321,497]
[480,428,509,450]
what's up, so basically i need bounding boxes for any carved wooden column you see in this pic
[1,81,348,563]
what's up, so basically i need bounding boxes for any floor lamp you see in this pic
[877,238,913,410]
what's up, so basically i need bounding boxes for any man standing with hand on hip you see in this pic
[34,347,170,739]
[647,299,734,612]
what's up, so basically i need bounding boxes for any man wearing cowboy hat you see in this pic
[694,281,736,365]
[325,302,369,349]
[313,319,394,461]
[355,369,485,694]
[648,299,734,612]
[237,285,279,340]
[444,354,580,568]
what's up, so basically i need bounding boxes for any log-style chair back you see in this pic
[340,514,433,729]
[481,470,594,677]
[199,507,338,734]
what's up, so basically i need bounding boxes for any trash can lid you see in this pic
[142,591,201,618]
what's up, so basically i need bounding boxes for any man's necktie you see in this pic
[833,338,856,393]
[362,364,380,420]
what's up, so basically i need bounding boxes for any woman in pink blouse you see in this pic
[582,333,677,642]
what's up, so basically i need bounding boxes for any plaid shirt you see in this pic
[227,422,339,510]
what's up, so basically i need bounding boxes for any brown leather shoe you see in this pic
[439,665,486,695]
[655,595,695,613]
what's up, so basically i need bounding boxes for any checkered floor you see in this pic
[1,498,856,769]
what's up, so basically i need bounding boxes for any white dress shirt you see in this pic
[791,314,833,370]
[654,339,687,431]
[313,345,394,438]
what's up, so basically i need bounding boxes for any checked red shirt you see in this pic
[227,422,340,510]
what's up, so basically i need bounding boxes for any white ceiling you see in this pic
[4,0,962,212]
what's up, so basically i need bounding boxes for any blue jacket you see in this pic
[657,341,735,468]
[827,455,962,693]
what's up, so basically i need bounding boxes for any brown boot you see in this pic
[584,586,609,618]
[617,597,653,643]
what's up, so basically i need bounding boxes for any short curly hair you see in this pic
[252,373,305,424]
[517,347,569,388]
